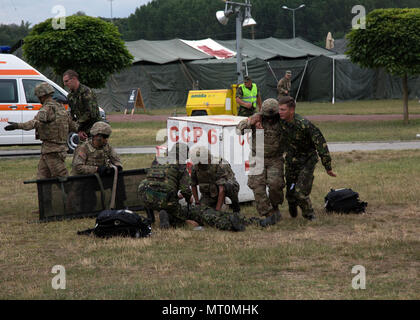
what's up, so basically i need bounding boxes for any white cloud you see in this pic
[0,0,151,26]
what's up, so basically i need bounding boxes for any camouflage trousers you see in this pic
[37,151,68,213]
[37,151,68,179]
[200,181,240,213]
[138,185,241,231]
[285,155,317,218]
[247,157,285,216]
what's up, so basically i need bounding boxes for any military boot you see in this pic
[289,203,298,218]
[303,212,316,221]
[229,212,245,232]
[159,210,170,229]
[259,209,282,228]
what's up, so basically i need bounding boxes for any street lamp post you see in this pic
[216,0,257,84]
[282,4,305,38]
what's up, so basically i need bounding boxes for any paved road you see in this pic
[2,141,420,158]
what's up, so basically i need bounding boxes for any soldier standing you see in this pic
[278,96,336,220]
[277,70,292,98]
[5,82,76,179]
[62,70,101,141]
[236,75,262,117]
[236,98,285,227]
[190,146,241,214]
[70,121,125,212]
[138,143,245,231]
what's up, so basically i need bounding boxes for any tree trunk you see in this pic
[402,73,409,125]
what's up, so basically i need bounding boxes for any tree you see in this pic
[0,21,31,47]
[346,8,420,124]
[22,15,133,88]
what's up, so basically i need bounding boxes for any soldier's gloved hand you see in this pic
[5,122,18,131]
[248,114,262,126]
[97,165,111,176]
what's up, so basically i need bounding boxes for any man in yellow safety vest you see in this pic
[235,75,262,117]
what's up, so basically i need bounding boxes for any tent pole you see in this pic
[295,59,308,103]
[332,58,335,104]
[266,62,278,83]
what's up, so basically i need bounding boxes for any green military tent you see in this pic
[95,36,420,111]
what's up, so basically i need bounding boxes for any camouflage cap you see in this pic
[34,82,55,98]
[90,121,112,136]
[261,98,279,117]
[190,145,212,165]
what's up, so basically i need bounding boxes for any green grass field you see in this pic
[0,150,419,299]
[108,99,420,116]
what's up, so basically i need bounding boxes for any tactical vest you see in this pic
[83,141,113,167]
[239,83,258,108]
[37,100,69,144]
[261,118,284,158]
[195,159,236,197]
[146,164,181,195]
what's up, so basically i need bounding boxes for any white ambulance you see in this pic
[166,115,261,202]
[0,53,105,150]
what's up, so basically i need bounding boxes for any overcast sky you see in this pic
[0,0,152,25]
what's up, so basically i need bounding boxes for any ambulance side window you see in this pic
[0,79,18,103]
[22,79,43,103]
[22,79,68,104]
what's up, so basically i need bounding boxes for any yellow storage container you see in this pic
[186,85,238,116]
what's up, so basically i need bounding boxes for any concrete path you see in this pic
[2,141,420,158]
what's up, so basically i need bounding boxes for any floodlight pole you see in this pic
[282,4,305,39]
[223,1,253,84]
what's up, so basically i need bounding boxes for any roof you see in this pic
[0,53,41,75]
[124,37,336,64]
[126,38,212,64]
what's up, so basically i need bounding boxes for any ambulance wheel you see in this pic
[67,132,79,154]
[191,110,207,116]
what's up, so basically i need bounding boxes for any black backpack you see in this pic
[78,209,152,238]
[324,188,368,214]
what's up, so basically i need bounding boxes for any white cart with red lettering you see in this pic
[166,115,255,202]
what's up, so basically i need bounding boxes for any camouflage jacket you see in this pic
[18,97,77,154]
[191,157,238,197]
[67,83,101,135]
[277,77,291,97]
[236,116,285,159]
[279,114,332,171]
[144,161,192,200]
[71,139,122,175]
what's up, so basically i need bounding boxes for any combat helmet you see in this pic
[261,98,279,118]
[34,82,55,98]
[90,121,112,136]
[190,145,212,165]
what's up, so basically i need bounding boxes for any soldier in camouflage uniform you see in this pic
[63,70,101,141]
[190,146,241,214]
[5,82,76,179]
[277,70,292,99]
[5,82,77,214]
[70,121,125,212]
[277,96,336,220]
[236,98,285,227]
[138,143,245,231]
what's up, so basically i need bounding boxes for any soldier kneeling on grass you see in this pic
[137,143,245,232]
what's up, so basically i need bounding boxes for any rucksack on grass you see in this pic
[324,188,368,214]
[78,209,152,238]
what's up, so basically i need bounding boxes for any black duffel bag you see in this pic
[324,188,368,214]
[78,209,152,238]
